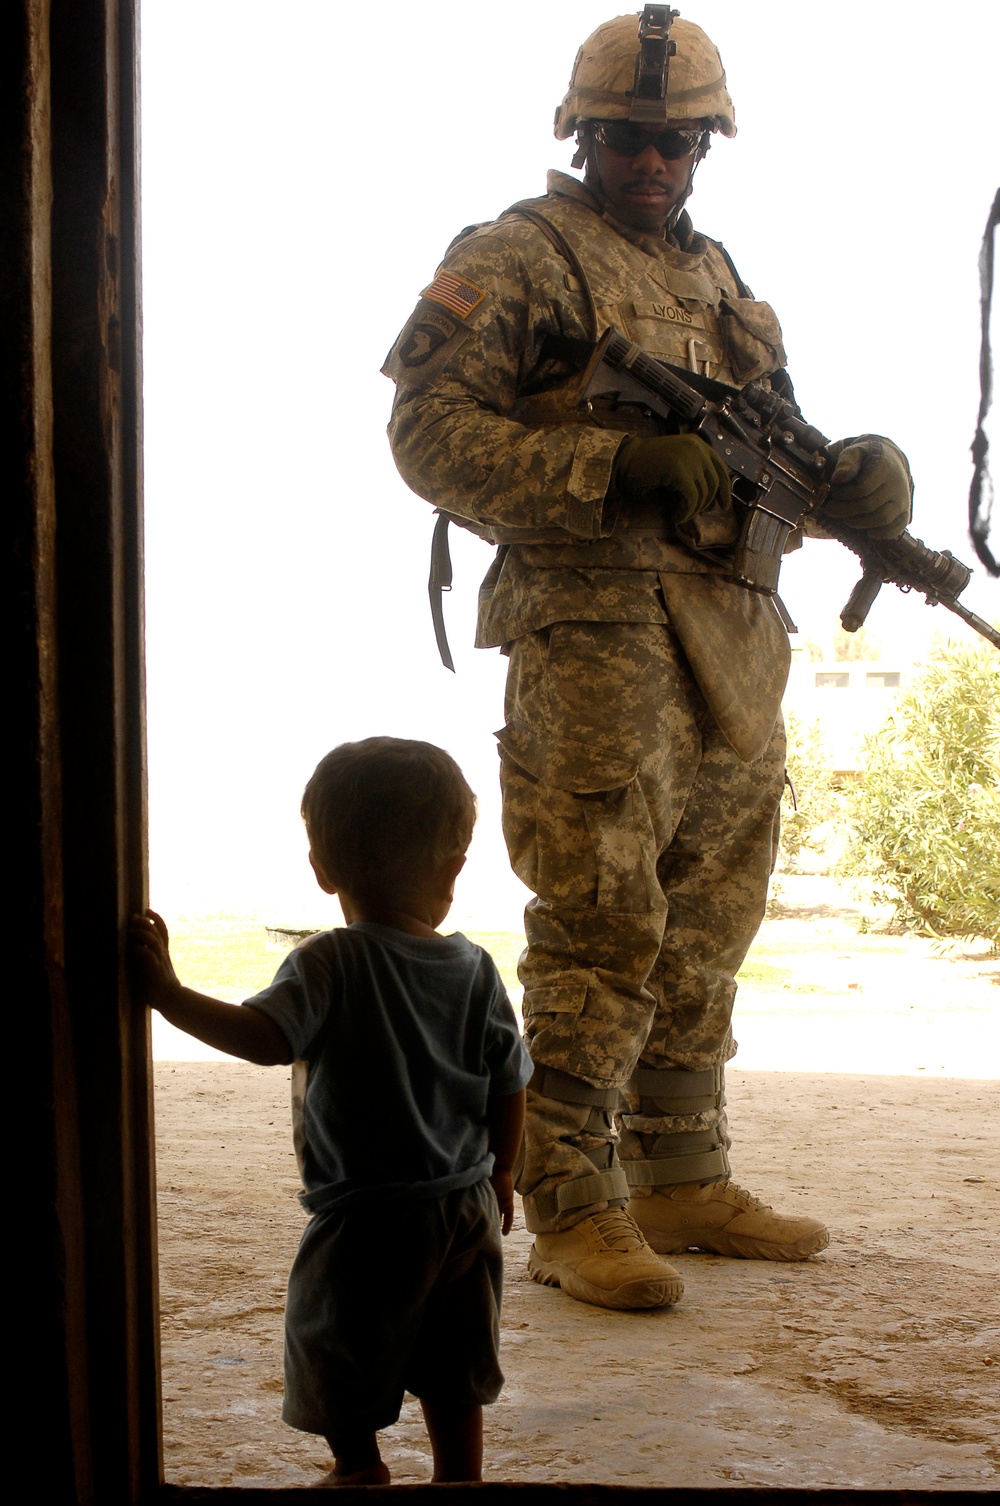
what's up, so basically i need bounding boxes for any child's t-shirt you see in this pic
[243,923,532,1214]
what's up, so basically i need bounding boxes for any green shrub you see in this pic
[841,635,1000,947]
[779,713,848,871]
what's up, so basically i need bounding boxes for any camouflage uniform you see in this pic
[384,171,791,1234]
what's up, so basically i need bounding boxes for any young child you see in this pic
[131,737,531,1487]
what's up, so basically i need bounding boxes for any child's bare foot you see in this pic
[312,1461,391,1489]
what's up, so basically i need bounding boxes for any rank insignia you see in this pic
[421,271,486,319]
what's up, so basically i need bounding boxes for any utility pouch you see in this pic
[716,297,787,385]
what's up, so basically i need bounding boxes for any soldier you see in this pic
[383,8,912,1311]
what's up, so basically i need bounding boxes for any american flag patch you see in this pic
[422,271,486,319]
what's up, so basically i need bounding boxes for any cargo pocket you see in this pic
[496,722,656,915]
[522,977,589,1029]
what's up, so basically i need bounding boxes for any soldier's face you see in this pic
[589,124,698,234]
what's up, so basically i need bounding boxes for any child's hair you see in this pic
[302,737,477,900]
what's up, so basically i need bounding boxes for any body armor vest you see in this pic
[499,186,787,572]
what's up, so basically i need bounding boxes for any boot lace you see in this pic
[590,1207,650,1252]
[718,1180,770,1213]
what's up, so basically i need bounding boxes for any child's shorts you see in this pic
[282,1178,504,1436]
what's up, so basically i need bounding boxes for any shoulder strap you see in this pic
[428,510,506,673]
[428,511,456,672]
[500,201,601,342]
[707,235,755,300]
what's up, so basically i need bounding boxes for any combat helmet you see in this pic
[555,7,736,142]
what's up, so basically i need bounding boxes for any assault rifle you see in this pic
[578,329,1000,650]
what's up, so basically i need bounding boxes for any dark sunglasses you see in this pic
[591,120,707,161]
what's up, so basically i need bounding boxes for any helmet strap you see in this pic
[578,128,603,195]
[665,144,708,231]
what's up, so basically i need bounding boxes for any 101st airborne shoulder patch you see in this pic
[421,270,487,319]
[397,308,459,367]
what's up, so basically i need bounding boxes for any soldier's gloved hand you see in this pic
[824,435,913,540]
[611,434,732,524]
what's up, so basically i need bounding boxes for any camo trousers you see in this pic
[499,619,785,1232]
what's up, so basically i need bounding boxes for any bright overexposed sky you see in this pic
[140,0,999,928]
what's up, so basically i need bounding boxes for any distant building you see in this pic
[783,654,914,776]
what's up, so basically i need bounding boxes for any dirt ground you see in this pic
[154,882,998,1490]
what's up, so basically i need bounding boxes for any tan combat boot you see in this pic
[528,1207,684,1308]
[631,1181,829,1261]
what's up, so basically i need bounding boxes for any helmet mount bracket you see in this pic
[629,5,679,124]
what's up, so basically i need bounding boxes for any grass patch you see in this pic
[165,920,530,1005]
[163,917,922,1011]
[464,931,524,997]
[167,917,286,1001]
[735,959,794,988]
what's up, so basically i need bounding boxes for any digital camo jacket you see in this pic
[383,170,792,757]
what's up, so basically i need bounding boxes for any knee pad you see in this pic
[523,1064,630,1224]
[529,1062,622,1133]
[620,1065,730,1187]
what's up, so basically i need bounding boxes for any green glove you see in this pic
[611,434,733,524]
[824,435,913,540]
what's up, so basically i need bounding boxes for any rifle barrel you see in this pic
[941,599,1000,650]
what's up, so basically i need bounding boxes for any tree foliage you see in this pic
[841,636,1000,947]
